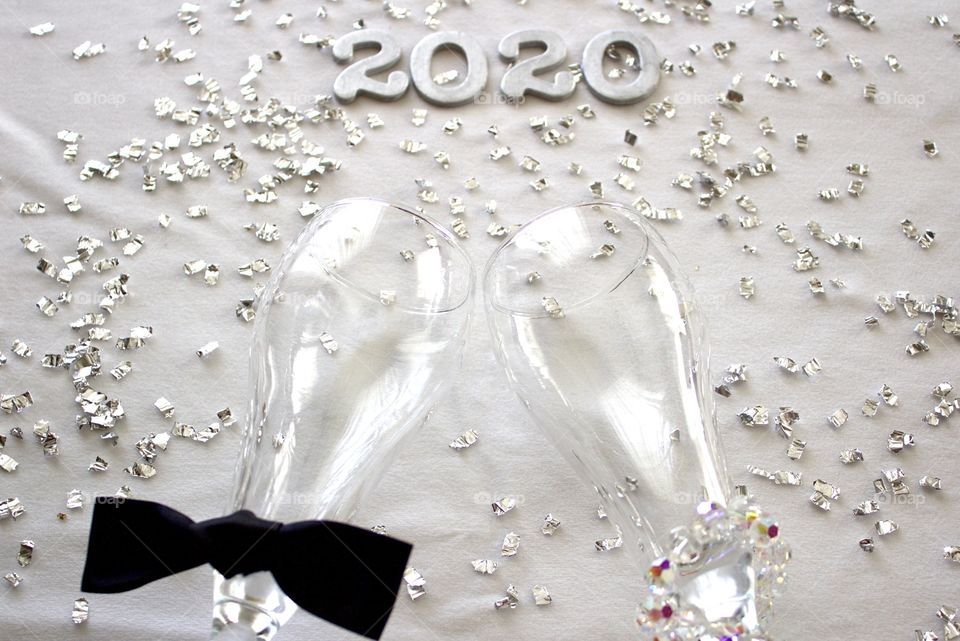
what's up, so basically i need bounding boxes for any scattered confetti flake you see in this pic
[17,540,34,567]
[0,497,26,520]
[839,449,864,464]
[854,500,880,518]
[4,572,23,587]
[786,439,806,461]
[875,520,899,536]
[89,456,109,472]
[859,538,875,553]
[501,531,520,557]
[72,598,89,624]
[154,397,175,418]
[887,430,915,453]
[124,461,157,479]
[739,276,756,299]
[319,332,339,355]
[494,584,520,610]
[775,407,800,438]
[492,497,517,516]
[0,391,34,414]
[594,530,623,551]
[449,429,478,450]
[541,297,564,319]
[29,22,55,36]
[0,453,18,473]
[923,139,939,158]
[773,356,799,374]
[532,585,553,606]
[809,491,831,511]
[793,248,819,273]
[945,547,960,563]
[801,358,822,376]
[879,384,898,406]
[920,476,942,491]
[471,559,498,575]
[828,409,849,428]
[196,341,219,358]
[541,514,561,535]
[66,489,85,509]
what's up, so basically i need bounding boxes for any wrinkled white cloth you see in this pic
[0,2,957,640]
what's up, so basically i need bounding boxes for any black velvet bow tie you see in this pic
[81,498,412,640]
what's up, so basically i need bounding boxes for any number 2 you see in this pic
[498,29,576,102]
[332,30,410,103]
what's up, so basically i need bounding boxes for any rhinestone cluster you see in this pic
[636,496,791,640]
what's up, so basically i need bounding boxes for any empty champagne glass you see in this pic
[212,198,474,640]
[484,202,789,639]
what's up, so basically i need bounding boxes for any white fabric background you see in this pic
[1,1,958,639]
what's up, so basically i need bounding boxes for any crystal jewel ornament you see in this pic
[484,202,789,639]
[213,198,474,640]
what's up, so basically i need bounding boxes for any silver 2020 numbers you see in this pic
[331,28,659,106]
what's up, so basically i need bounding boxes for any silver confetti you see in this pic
[839,449,864,464]
[66,489,85,509]
[813,479,840,500]
[196,341,219,358]
[786,438,806,461]
[319,332,339,355]
[809,491,831,511]
[879,384,899,406]
[739,276,756,299]
[801,358,822,376]
[501,531,521,557]
[532,585,553,606]
[449,429,479,450]
[17,540,34,567]
[0,497,26,520]
[853,499,879,516]
[72,597,89,624]
[773,356,799,374]
[494,584,520,610]
[875,519,899,536]
[595,527,623,551]
[471,559,498,575]
[829,409,849,428]
[738,405,769,427]
[541,514,561,535]
[920,476,942,491]
[123,461,157,479]
[541,297,564,319]
[492,497,517,516]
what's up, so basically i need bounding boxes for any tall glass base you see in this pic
[211,572,297,641]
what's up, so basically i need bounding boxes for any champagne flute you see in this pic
[483,202,788,639]
[212,198,474,640]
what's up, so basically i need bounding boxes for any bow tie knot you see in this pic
[81,498,412,640]
[196,510,283,579]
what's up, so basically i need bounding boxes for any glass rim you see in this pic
[482,200,652,319]
[310,197,475,315]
